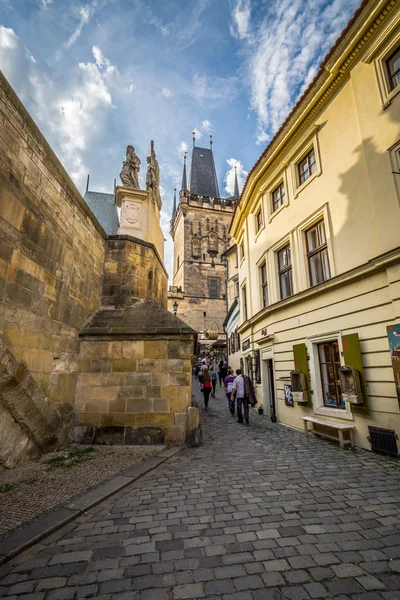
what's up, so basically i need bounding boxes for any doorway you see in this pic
[262,355,277,422]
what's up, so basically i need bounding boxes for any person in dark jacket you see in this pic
[218,360,224,386]
[232,369,257,424]
[220,361,229,386]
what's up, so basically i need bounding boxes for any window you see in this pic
[254,350,261,384]
[209,278,219,298]
[272,182,285,213]
[230,333,235,353]
[298,148,317,185]
[240,242,244,261]
[306,221,331,286]
[176,256,180,271]
[260,262,268,308]
[203,253,206,261]
[386,46,400,91]
[242,285,248,320]
[256,207,263,232]
[278,245,293,299]
[318,340,345,409]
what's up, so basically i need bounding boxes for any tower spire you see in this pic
[210,135,213,150]
[172,188,177,219]
[181,152,188,191]
[86,174,90,194]
[234,164,240,200]
[192,131,196,147]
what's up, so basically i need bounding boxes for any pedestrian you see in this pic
[224,369,236,415]
[202,367,212,410]
[210,365,217,397]
[231,369,257,424]
[218,359,224,386]
[198,358,206,386]
[220,360,229,385]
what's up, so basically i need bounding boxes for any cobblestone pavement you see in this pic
[0,445,163,539]
[1,381,400,599]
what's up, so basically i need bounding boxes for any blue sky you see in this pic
[0,0,360,276]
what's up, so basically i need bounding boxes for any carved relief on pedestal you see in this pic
[124,201,141,229]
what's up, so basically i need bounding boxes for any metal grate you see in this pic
[368,426,399,458]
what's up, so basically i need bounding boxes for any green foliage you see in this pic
[0,484,15,493]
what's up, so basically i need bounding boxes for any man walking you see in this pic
[231,369,257,424]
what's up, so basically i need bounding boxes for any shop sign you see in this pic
[242,339,250,351]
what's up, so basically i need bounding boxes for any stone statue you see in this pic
[120,145,141,188]
[146,140,162,210]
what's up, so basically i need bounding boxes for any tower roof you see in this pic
[234,166,240,200]
[181,154,188,191]
[172,188,177,219]
[84,190,119,235]
[189,146,220,198]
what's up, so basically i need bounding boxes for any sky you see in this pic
[0,0,361,278]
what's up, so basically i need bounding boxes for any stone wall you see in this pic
[74,336,193,445]
[0,72,106,460]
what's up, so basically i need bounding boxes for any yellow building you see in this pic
[230,0,400,452]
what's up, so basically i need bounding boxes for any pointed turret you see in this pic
[189,146,220,198]
[234,164,240,200]
[172,188,177,219]
[181,153,188,191]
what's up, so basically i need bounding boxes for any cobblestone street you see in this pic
[1,381,400,599]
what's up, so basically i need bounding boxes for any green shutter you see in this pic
[342,333,369,415]
[293,343,312,407]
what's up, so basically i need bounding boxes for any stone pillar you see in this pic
[115,186,165,262]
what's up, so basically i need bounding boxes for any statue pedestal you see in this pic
[115,186,165,261]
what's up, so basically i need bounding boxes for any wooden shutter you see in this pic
[342,333,369,415]
[293,343,312,407]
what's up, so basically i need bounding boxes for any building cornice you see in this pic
[231,0,399,237]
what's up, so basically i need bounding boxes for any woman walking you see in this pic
[202,368,212,410]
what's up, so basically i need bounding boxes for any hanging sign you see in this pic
[242,339,250,351]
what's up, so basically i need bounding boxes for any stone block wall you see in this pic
[0,71,106,459]
[103,236,167,309]
[74,337,193,445]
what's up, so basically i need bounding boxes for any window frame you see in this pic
[386,45,400,92]
[305,220,331,287]
[260,261,269,308]
[289,132,322,197]
[271,182,286,214]
[297,148,317,186]
[255,205,264,234]
[242,283,248,321]
[277,244,293,300]
[369,35,400,109]
[208,277,219,298]
[307,332,353,421]
[317,339,344,409]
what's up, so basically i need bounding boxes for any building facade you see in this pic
[222,242,241,373]
[168,143,238,355]
[230,0,400,452]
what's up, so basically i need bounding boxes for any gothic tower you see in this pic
[168,136,239,353]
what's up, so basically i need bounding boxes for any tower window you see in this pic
[208,278,219,298]
[203,312,207,317]
[177,256,180,271]
[203,254,206,261]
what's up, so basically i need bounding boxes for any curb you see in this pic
[0,445,184,566]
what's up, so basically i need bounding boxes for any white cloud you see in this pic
[162,87,173,97]
[0,25,18,49]
[224,158,248,196]
[127,83,135,93]
[201,119,212,133]
[230,0,251,40]
[41,0,53,7]
[179,141,188,154]
[232,0,360,143]
[192,73,238,106]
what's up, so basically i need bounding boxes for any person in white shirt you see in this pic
[231,368,248,424]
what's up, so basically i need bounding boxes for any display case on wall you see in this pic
[290,370,309,403]
[339,365,364,404]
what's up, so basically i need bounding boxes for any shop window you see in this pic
[298,148,317,186]
[278,245,293,300]
[318,340,345,409]
[272,182,285,213]
[306,221,331,286]
[386,45,400,91]
[260,262,268,308]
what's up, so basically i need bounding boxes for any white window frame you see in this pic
[240,279,248,323]
[254,202,265,240]
[295,204,336,292]
[267,233,296,304]
[372,33,400,109]
[290,133,322,198]
[307,331,354,421]
[265,169,290,223]
[389,139,400,203]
